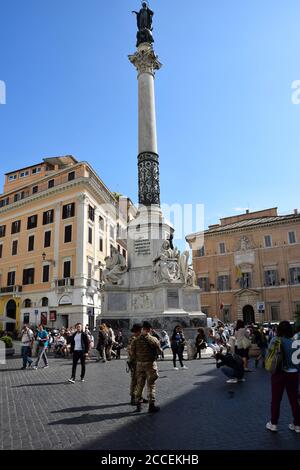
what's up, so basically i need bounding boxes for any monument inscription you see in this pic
[167,289,179,309]
[134,238,151,255]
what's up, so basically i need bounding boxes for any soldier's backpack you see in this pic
[265,337,286,373]
[141,336,159,361]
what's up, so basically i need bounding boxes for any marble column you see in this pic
[129,43,162,207]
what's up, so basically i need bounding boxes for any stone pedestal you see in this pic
[101,206,206,333]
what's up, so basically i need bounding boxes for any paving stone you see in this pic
[0,355,300,450]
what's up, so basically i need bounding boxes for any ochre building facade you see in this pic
[186,208,300,324]
[0,156,134,332]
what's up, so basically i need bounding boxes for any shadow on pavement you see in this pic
[73,365,300,451]
[51,403,130,414]
[48,410,140,426]
[12,382,70,388]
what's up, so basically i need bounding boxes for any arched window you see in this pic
[24,299,32,308]
[41,297,49,307]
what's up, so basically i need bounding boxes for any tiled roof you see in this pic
[186,214,300,241]
[205,214,300,234]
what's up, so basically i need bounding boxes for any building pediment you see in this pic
[234,288,260,297]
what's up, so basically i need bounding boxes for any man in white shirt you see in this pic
[20,324,34,370]
[68,323,89,383]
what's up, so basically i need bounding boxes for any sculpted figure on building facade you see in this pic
[103,247,127,285]
[240,236,251,252]
[153,240,180,283]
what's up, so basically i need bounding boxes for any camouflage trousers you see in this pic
[130,366,138,397]
[135,361,159,404]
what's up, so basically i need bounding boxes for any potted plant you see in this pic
[0,335,15,357]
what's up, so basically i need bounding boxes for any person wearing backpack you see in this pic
[255,326,268,368]
[32,324,49,369]
[131,321,162,413]
[234,320,252,372]
[266,321,300,433]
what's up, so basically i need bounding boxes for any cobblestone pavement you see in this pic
[1,351,300,450]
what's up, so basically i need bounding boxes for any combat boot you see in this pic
[148,403,160,413]
[130,395,136,406]
[134,401,142,412]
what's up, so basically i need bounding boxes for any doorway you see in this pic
[61,315,69,329]
[6,299,17,332]
[242,304,255,325]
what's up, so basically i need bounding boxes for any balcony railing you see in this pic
[55,278,74,287]
[0,285,23,294]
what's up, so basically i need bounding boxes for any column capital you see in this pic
[129,43,162,77]
[77,192,89,205]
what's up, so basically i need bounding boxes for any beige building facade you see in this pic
[0,156,134,332]
[186,208,300,324]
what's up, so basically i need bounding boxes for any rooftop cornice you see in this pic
[1,162,84,198]
[1,161,118,205]
[186,215,300,241]
[0,176,117,217]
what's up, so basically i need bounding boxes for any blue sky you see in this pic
[0,0,300,245]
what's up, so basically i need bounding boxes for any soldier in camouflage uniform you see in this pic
[131,321,162,413]
[127,323,148,405]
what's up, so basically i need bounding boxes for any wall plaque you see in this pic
[108,293,127,312]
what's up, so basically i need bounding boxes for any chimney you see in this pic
[246,209,249,214]
[294,209,298,215]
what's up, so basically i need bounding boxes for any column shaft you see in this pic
[138,72,158,155]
